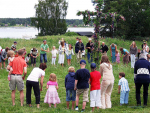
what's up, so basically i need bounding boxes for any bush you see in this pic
[64,32,79,36]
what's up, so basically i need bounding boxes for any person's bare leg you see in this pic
[20,90,24,106]
[37,104,40,108]
[11,90,16,106]
[92,107,95,112]
[72,101,75,110]
[97,107,99,109]
[66,101,69,109]
[62,64,64,67]
[49,103,51,107]
[54,104,56,108]
[82,101,86,109]
[34,64,36,67]
[76,95,79,107]
[3,62,5,68]
[0,62,2,69]
[67,60,69,65]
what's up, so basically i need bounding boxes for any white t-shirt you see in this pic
[25,56,30,62]
[8,57,15,64]
[82,50,85,55]
[27,67,45,82]
[51,49,58,58]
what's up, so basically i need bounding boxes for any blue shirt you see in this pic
[75,68,90,89]
[118,77,130,92]
[123,48,129,55]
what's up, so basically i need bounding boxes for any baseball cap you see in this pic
[14,41,17,43]
[80,60,86,64]
[91,63,96,68]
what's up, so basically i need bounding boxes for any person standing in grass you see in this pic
[134,54,150,106]
[100,42,109,56]
[116,50,120,64]
[86,38,93,63]
[26,63,47,108]
[75,39,84,63]
[100,55,114,109]
[7,49,27,106]
[11,41,17,51]
[65,66,76,109]
[51,46,58,66]
[118,72,130,105]
[1,47,9,69]
[89,63,101,112]
[58,41,66,66]
[30,48,38,67]
[66,44,74,65]
[0,46,2,69]
[110,43,117,63]
[120,47,130,65]
[74,60,90,112]
[40,40,49,63]
[130,41,138,68]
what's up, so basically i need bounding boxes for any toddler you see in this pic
[44,73,60,108]
[65,66,76,109]
[89,63,101,112]
[7,50,15,81]
[51,46,58,66]
[116,50,120,63]
[82,49,86,58]
[25,53,30,66]
[118,72,130,105]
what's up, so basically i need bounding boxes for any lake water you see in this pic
[0,27,94,39]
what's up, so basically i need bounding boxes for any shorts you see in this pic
[0,55,1,62]
[1,58,5,62]
[66,89,76,101]
[9,75,24,91]
[66,54,72,59]
[76,88,89,102]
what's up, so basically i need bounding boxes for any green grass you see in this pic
[0,36,149,113]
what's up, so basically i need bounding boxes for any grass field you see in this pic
[0,36,149,113]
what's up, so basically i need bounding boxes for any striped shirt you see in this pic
[118,77,130,92]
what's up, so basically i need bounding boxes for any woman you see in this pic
[26,63,47,108]
[120,47,129,65]
[66,44,74,65]
[130,41,137,68]
[30,48,39,67]
[110,43,117,63]
[100,56,114,109]
[58,41,66,66]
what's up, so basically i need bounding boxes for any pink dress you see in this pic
[116,53,120,63]
[44,81,61,104]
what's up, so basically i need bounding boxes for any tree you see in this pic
[10,20,16,26]
[31,0,68,36]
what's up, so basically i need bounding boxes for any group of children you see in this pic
[42,61,130,112]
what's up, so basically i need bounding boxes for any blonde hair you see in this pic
[7,50,14,57]
[130,41,136,48]
[68,66,75,72]
[116,50,119,53]
[49,73,57,82]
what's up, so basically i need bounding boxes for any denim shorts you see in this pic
[66,89,76,101]
[66,54,72,59]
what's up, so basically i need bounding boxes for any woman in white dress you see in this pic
[58,41,66,66]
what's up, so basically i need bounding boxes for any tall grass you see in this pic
[0,36,149,113]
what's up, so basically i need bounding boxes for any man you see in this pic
[40,40,49,63]
[7,49,27,106]
[0,46,2,69]
[11,41,17,51]
[74,60,90,112]
[75,39,84,62]
[100,42,108,56]
[134,54,150,106]
[86,38,93,63]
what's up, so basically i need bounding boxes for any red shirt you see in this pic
[9,56,27,75]
[90,71,101,91]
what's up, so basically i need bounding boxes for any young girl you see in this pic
[51,46,58,66]
[66,44,74,65]
[116,50,120,64]
[7,50,15,81]
[44,73,60,108]
[90,63,101,112]
[25,53,30,66]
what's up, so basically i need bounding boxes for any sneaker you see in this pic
[75,107,79,111]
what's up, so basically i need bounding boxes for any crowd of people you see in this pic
[0,38,150,112]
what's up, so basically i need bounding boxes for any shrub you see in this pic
[64,32,79,36]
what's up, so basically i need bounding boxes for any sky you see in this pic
[0,0,95,19]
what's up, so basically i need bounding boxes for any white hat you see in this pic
[88,38,92,41]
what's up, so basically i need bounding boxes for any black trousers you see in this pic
[31,56,36,64]
[135,83,149,105]
[26,80,40,104]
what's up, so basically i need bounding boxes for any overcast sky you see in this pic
[0,0,95,19]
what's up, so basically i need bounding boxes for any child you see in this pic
[89,63,101,112]
[116,50,120,64]
[7,50,15,81]
[51,46,58,66]
[82,49,86,58]
[25,53,30,66]
[15,51,18,57]
[65,66,76,109]
[118,72,130,105]
[44,73,60,108]
[11,41,17,51]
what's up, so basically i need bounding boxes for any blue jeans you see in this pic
[66,89,76,101]
[120,91,129,104]
[40,53,47,63]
